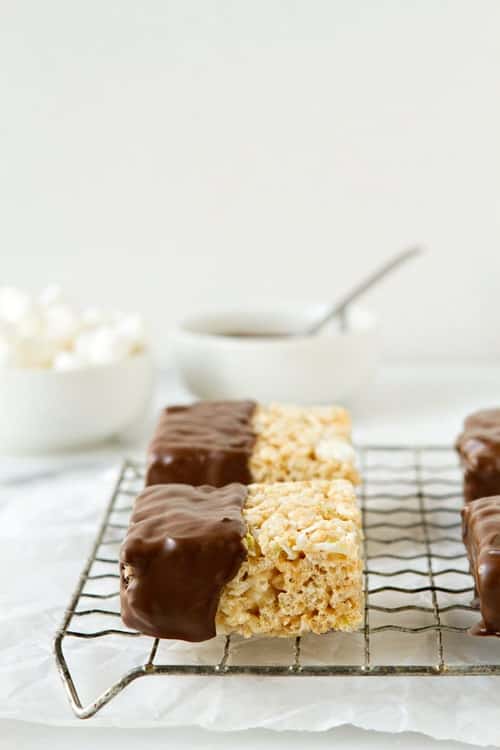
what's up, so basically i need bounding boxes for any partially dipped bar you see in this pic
[120,484,247,641]
[462,496,500,636]
[456,409,500,503]
[120,480,363,640]
[146,400,359,487]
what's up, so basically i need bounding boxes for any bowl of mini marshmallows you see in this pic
[0,285,154,452]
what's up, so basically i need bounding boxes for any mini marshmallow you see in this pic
[0,287,33,325]
[75,326,130,365]
[114,313,145,353]
[44,303,80,345]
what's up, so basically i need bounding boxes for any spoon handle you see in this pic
[306,245,423,335]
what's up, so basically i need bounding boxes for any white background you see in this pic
[1,0,500,364]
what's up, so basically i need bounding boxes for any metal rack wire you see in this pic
[54,446,500,720]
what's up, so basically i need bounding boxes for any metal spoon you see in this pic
[304,245,423,335]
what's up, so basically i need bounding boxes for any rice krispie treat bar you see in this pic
[146,400,359,487]
[462,495,500,636]
[456,409,500,503]
[120,479,363,641]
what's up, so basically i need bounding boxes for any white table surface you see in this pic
[2,364,499,750]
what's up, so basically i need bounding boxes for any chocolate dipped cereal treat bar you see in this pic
[462,495,500,636]
[456,409,500,503]
[120,479,363,641]
[146,400,359,487]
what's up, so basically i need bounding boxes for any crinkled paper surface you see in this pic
[1,463,499,746]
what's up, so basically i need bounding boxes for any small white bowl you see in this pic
[0,352,154,453]
[171,305,379,404]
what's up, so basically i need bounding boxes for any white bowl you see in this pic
[0,352,154,453]
[171,306,379,404]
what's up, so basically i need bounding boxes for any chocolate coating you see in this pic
[462,496,500,636]
[120,484,248,641]
[146,400,257,487]
[456,409,500,503]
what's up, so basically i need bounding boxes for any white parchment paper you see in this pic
[1,464,499,746]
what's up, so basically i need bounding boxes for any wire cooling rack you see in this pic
[54,446,500,719]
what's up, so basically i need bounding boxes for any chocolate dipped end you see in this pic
[120,483,248,641]
[146,400,257,487]
[456,409,500,503]
[462,496,500,636]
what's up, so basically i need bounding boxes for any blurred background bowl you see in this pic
[171,305,379,404]
[0,352,154,453]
